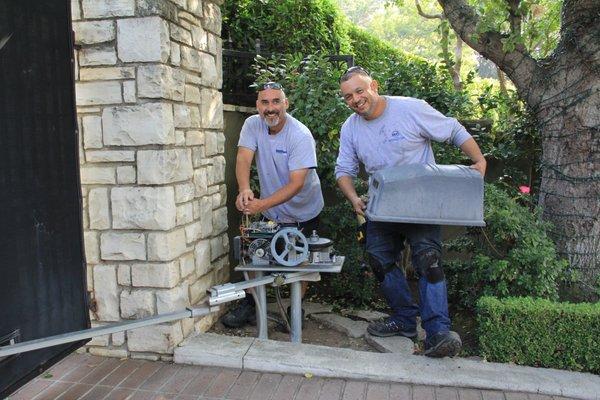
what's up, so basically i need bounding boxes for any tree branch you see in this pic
[507,0,522,36]
[415,0,444,20]
[454,36,463,90]
[437,0,538,96]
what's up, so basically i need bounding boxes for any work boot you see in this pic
[221,299,256,328]
[424,331,462,358]
[367,318,417,338]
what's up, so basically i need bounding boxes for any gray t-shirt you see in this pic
[335,96,472,179]
[238,113,324,223]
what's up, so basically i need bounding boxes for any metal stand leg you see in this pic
[255,271,268,340]
[290,281,302,343]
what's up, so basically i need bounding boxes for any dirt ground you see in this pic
[209,305,376,352]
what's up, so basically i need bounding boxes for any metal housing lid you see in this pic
[365,164,485,226]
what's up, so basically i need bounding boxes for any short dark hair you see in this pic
[340,66,371,83]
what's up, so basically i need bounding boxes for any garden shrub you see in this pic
[347,25,469,117]
[477,296,600,373]
[222,0,351,54]
[470,82,541,187]
[445,184,568,310]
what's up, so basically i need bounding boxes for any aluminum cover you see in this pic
[365,164,485,226]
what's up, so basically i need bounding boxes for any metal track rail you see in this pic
[0,307,218,358]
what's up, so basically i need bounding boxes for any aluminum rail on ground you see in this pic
[0,307,218,358]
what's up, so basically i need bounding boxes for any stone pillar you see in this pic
[72,0,228,360]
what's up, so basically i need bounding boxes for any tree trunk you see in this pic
[534,61,600,288]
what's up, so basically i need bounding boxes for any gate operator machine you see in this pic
[213,218,345,342]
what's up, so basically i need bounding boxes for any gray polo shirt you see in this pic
[335,96,472,179]
[238,113,324,223]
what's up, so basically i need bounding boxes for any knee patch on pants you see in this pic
[415,250,444,284]
[368,255,394,282]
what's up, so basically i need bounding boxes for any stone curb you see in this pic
[174,332,600,400]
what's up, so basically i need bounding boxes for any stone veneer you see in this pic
[72,0,228,361]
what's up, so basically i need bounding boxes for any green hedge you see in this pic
[222,0,351,54]
[346,25,406,74]
[477,296,600,373]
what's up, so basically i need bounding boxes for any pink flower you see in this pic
[519,185,530,194]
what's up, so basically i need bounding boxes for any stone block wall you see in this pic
[71,0,228,360]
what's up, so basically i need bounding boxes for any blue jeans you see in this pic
[365,221,450,336]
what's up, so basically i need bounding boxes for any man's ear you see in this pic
[371,79,379,93]
[284,98,289,110]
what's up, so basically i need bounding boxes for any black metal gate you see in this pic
[0,0,89,397]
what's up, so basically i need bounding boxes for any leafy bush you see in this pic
[477,296,600,373]
[470,82,541,187]
[222,0,351,54]
[445,184,568,309]
[382,58,470,118]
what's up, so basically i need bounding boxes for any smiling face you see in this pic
[256,88,289,132]
[340,74,383,120]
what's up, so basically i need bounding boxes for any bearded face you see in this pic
[256,88,289,131]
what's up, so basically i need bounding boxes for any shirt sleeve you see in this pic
[412,100,472,147]
[288,131,317,171]
[238,117,258,151]
[334,123,359,179]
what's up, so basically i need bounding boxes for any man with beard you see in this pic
[335,67,486,357]
[221,82,324,328]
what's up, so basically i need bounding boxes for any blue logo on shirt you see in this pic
[276,149,288,154]
[385,130,405,143]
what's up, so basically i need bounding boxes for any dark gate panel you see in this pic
[0,0,89,397]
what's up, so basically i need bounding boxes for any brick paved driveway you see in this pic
[10,353,575,400]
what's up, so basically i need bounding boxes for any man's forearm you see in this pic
[243,169,309,215]
[460,137,487,176]
[460,138,485,163]
[261,181,304,210]
[337,175,359,202]
[338,175,366,215]
[236,158,252,192]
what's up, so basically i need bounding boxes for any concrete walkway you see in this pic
[12,352,576,400]
[173,333,600,400]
